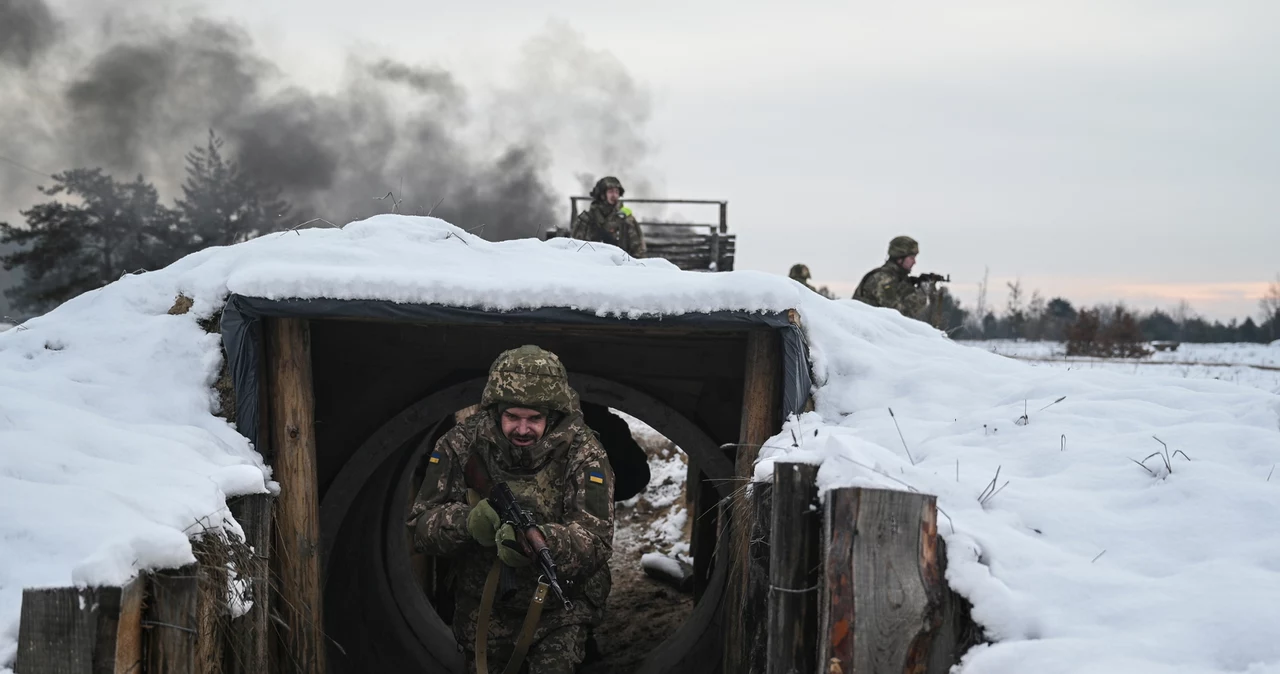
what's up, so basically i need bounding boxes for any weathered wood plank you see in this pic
[744,482,774,673]
[820,487,949,674]
[146,567,200,674]
[113,579,145,674]
[723,328,782,674]
[687,460,719,603]
[850,489,936,673]
[226,494,273,674]
[16,585,126,674]
[267,317,326,674]
[766,462,820,674]
[818,489,858,673]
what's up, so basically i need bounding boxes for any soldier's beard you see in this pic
[507,431,541,447]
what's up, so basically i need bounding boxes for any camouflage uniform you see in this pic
[789,263,818,292]
[407,345,615,674]
[571,176,646,258]
[852,236,930,318]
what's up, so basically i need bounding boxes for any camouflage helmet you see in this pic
[590,176,625,201]
[887,236,919,259]
[789,264,811,282]
[480,345,578,415]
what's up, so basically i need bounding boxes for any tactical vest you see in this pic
[471,434,612,618]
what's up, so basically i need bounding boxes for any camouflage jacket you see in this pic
[571,202,646,258]
[852,260,929,318]
[407,408,616,634]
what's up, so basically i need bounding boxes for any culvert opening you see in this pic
[221,299,812,673]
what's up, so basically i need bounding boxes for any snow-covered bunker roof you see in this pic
[2,215,1279,674]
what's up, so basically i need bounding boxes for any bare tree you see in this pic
[967,265,990,337]
[1261,274,1280,340]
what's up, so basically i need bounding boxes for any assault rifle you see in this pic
[910,272,950,285]
[464,455,574,611]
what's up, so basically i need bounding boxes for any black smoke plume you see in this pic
[0,5,654,244]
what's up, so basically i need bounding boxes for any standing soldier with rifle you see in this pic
[571,176,647,258]
[407,345,615,674]
[852,236,948,321]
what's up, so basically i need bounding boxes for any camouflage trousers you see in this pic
[463,623,588,674]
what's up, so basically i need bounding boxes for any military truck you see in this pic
[546,197,737,272]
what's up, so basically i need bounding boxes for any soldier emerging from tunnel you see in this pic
[571,176,647,258]
[408,345,615,674]
[852,236,933,319]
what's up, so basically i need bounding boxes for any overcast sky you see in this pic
[10,0,1280,321]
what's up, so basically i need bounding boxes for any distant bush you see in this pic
[1065,306,1152,358]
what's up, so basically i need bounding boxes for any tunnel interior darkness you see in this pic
[220,296,811,674]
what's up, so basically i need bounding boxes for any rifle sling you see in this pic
[474,559,551,674]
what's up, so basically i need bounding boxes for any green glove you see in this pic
[495,523,534,568]
[467,499,500,547]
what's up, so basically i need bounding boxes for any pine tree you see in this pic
[176,129,290,249]
[0,168,182,313]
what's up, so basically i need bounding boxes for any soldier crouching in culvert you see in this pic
[407,345,615,674]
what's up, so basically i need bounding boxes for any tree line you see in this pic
[936,274,1280,344]
[1,130,290,315]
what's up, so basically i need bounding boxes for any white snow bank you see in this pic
[2,214,1278,674]
[759,295,1280,674]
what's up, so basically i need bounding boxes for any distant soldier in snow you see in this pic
[407,345,615,674]
[789,263,818,292]
[852,236,935,319]
[571,176,647,258]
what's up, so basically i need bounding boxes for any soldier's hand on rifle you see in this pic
[467,499,501,547]
[496,523,537,568]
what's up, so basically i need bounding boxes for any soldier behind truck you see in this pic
[571,176,646,258]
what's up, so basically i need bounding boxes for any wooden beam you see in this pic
[16,583,138,674]
[113,579,145,674]
[267,317,326,674]
[723,328,782,674]
[767,462,820,674]
[819,487,948,674]
[146,567,200,674]
[227,494,274,674]
[743,482,773,672]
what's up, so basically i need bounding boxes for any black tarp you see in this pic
[221,294,813,454]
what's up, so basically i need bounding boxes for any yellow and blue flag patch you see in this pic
[429,451,441,465]
[588,471,604,485]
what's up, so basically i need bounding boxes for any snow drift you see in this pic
[1,215,1278,673]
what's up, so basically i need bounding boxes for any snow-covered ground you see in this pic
[2,215,1278,674]
[965,339,1280,395]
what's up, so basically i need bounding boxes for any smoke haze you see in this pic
[0,0,654,243]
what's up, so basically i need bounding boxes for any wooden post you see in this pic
[766,462,820,674]
[743,482,773,672]
[16,580,143,674]
[723,329,782,674]
[267,317,326,674]
[227,493,274,674]
[819,488,947,674]
[146,567,200,674]
[687,461,719,603]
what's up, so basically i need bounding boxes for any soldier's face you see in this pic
[605,188,620,205]
[500,407,548,447]
[899,255,917,271]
